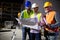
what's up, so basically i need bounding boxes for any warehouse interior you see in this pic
[0,0,60,28]
[0,0,60,40]
[0,0,25,28]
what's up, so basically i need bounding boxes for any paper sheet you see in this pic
[20,18,36,26]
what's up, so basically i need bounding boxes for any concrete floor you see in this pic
[0,29,29,40]
[0,29,60,40]
[0,29,22,40]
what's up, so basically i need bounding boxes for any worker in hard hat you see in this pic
[43,2,59,40]
[17,11,21,28]
[19,1,33,40]
[30,3,41,40]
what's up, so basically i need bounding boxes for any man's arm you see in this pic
[51,22,60,28]
[51,12,60,28]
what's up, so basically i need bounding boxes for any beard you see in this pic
[45,10,49,13]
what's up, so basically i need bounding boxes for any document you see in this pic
[20,18,36,26]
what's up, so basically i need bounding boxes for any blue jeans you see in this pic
[47,35,58,40]
[22,27,30,40]
[30,33,41,40]
[47,32,58,40]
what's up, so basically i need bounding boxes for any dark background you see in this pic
[0,0,25,27]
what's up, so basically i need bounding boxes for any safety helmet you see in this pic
[32,3,39,9]
[25,1,31,8]
[44,2,52,8]
[18,12,20,18]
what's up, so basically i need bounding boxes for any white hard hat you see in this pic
[32,3,39,9]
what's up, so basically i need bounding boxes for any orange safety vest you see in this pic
[45,11,59,32]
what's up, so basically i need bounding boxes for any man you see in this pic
[20,1,33,40]
[43,2,59,40]
[30,3,41,40]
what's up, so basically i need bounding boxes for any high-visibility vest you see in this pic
[45,11,59,32]
[22,10,33,18]
[30,12,41,22]
[46,11,56,24]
